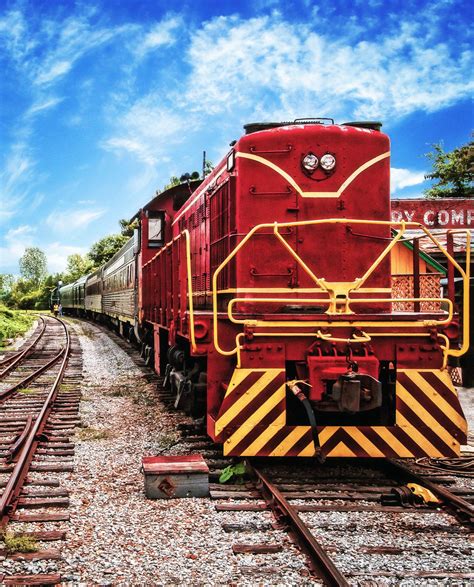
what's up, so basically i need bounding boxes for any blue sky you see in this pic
[0,0,472,274]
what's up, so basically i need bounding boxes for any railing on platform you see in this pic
[211,219,471,370]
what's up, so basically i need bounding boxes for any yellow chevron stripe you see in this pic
[222,368,252,398]
[216,369,282,431]
[268,426,308,457]
[372,427,415,458]
[318,426,340,446]
[298,438,316,457]
[396,411,445,457]
[407,371,467,433]
[221,386,286,451]
[327,441,357,457]
[398,383,459,451]
[235,416,283,456]
[401,369,458,395]
[348,427,385,457]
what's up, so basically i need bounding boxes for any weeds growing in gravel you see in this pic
[18,387,36,394]
[133,391,155,406]
[1,531,38,553]
[82,329,98,340]
[78,427,111,441]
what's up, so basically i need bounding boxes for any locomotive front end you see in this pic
[210,120,469,458]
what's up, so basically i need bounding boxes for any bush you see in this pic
[0,304,35,346]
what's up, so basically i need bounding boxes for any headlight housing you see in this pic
[302,153,319,172]
[320,153,336,171]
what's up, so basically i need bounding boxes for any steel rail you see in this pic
[0,316,46,379]
[384,459,474,527]
[249,463,350,586]
[0,346,65,403]
[0,317,71,526]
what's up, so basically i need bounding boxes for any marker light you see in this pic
[302,153,318,172]
[320,153,336,171]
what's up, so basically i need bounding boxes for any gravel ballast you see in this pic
[2,317,472,585]
[55,319,316,585]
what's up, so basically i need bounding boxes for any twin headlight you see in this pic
[302,152,336,173]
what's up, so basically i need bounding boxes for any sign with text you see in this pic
[391,199,473,229]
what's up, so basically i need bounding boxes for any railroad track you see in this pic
[210,458,473,584]
[0,315,82,586]
[39,317,472,585]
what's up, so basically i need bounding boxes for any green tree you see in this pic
[162,175,181,192]
[0,274,15,305]
[64,253,93,283]
[9,278,40,309]
[119,218,139,238]
[204,159,214,177]
[88,234,129,268]
[424,140,473,199]
[19,247,47,286]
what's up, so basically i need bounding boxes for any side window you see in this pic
[148,211,165,248]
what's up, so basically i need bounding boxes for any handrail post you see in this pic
[413,238,420,312]
[447,231,455,309]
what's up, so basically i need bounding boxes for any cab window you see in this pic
[148,212,165,247]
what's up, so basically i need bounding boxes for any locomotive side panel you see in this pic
[102,238,136,322]
[85,270,103,315]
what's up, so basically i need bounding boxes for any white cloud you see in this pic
[391,167,426,192]
[103,10,472,177]
[0,142,38,223]
[183,15,473,121]
[103,101,195,166]
[0,227,88,274]
[26,96,64,117]
[0,225,37,270]
[136,15,182,57]
[35,60,73,86]
[46,208,106,234]
[44,242,88,273]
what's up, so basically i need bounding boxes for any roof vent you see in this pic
[244,118,335,135]
[342,121,383,131]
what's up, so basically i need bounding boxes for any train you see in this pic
[57,118,470,459]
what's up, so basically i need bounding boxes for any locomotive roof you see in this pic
[129,178,202,222]
[243,119,383,134]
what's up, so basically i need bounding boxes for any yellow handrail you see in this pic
[211,218,470,368]
[226,297,454,327]
[142,229,197,353]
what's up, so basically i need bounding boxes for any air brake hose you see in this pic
[288,381,325,463]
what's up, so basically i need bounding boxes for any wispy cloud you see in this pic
[46,208,106,234]
[135,15,182,57]
[0,142,38,223]
[391,167,426,192]
[0,225,88,274]
[183,14,473,121]
[104,8,473,174]
[44,242,88,273]
[103,102,194,166]
[25,96,64,117]
[0,225,37,271]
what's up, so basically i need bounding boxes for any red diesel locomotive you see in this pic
[61,119,470,459]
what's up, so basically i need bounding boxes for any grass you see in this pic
[0,305,36,347]
[77,427,111,441]
[1,531,38,553]
[108,385,156,406]
[18,387,36,395]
